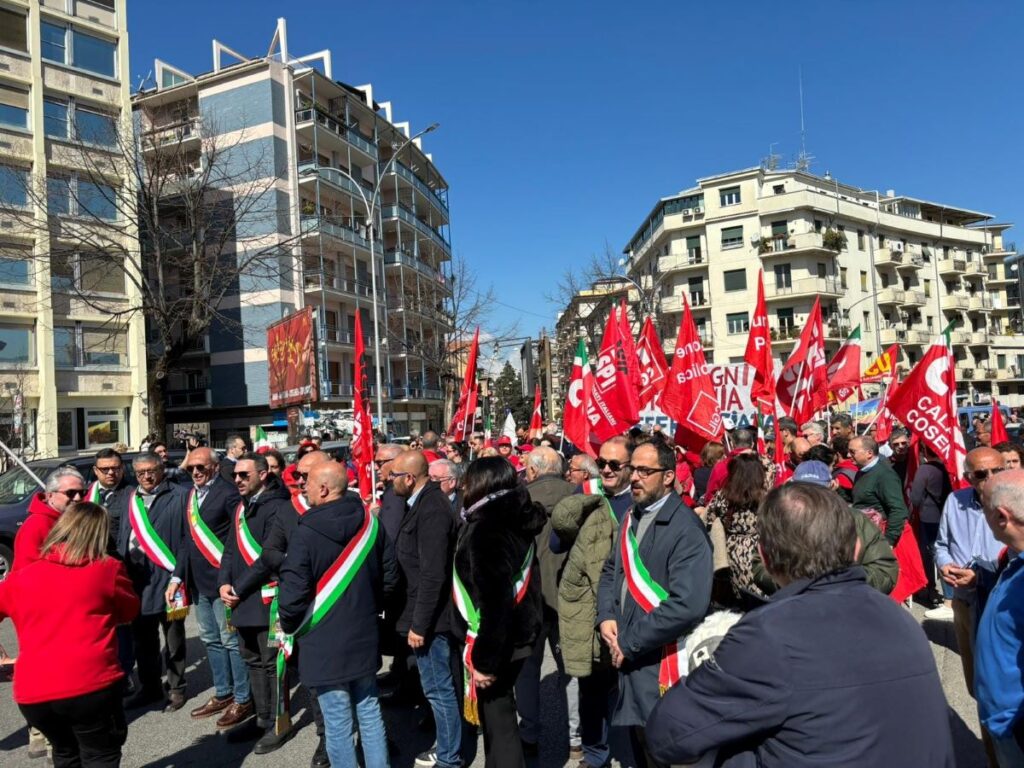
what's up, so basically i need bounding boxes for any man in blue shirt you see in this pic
[977,470,1024,767]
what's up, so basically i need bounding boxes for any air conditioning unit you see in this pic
[891,241,905,253]
[681,208,692,216]
[693,206,704,214]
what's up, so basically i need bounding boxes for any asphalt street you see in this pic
[0,604,988,767]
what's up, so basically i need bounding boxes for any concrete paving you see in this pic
[0,603,987,767]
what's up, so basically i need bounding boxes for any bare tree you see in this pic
[0,101,300,435]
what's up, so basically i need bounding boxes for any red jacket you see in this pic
[0,552,139,703]
[702,449,751,503]
[12,494,60,572]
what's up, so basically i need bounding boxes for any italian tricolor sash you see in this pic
[87,481,103,504]
[234,501,278,604]
[620,511,686,694]
[292,492,310,516]
[128,491,176,572]
[187,489,224,568]
[452,543,534,726]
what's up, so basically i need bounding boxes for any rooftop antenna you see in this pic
[761,142,781,171]
[795,66,812,172]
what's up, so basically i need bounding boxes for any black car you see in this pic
[0,449,186,580]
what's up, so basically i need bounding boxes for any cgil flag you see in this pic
[776,298,828,426]
[529,382,543,440]
[351,311,375,501]
[617,300,644,412]
[589,306,640,442]
[827,325,863,404]
[564,338,596,456]
[661,295,723,452]
[743,269,776,417]
[448,328,480,441]
[635,317,668,410]
[885,326,967,480]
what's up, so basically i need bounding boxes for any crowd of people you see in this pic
[2,412,1024,768]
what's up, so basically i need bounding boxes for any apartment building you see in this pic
[132,19,451,440]
[620,166,1022,407]
[0,0,147,457]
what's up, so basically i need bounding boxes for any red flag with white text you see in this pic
[351,312,375,501]
[775,298,827,425]
[589,307,640,441]
[529,382,543,440]
[661,296,723,452]
[743,270,776,416]
[636,317,668,410]
[827,325,862,404]
[448,328,480,440]
[563,338,595,455]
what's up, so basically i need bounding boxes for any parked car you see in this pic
[0,449,185,580]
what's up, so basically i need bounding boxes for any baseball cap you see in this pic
[496,436,512,447]
[791,460,832,487]
[518,444,534,454]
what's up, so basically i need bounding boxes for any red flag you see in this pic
[529,382,543,439]
[874,373,900,444]
[618,300,643,409]
[636,317,668,410]
[903,434,921,509]
[827,326,863,404]
[776,298,827,425]
[589,307,640,441]
[448,328,480,440]
[992,399,1010,445]
[662,296,723,452]
[563,338,595,456]
[886,328,966,480]
[890,525,928,603]
[744,270,776,416]
[351,312,375,501]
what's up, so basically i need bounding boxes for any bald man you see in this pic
[292,450,331,514]
[278,459,396,768]
[391,451,462,768]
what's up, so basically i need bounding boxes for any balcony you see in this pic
[658,251,706,273]
[659,293,709,313]
[166,387,212,408]
[904,289,926,307]
[765,276,842,301]
[964,261,985,278]
[960,367,975,380]
[968,295,993,313]
[303,271,372,300]
[383,249,445,284]
[987,267,1014,285]
[897,254,924,272]
[380,204,450,255]
[770,325,801,344]
[301,215,373,252]
[941,293,970,311]
[950,330,970,345]
[390,386,444,401]
[297,162,366,201]
[983,368,999,380]
[294,107,378,161]
[938,258,967,276]
[322,327,356,346]
[386,298,453,327]
[380,160,448,217]
[877,287,906,306]
[906,330,930,345]
[969,331,991,346]
[758,231,833,259]
[879,327,908,345]
[874,247,904,268]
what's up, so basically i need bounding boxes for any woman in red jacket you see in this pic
[0,500,139,767]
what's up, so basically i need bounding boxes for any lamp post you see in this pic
[318,122,439,434]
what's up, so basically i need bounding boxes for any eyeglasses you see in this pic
[629,466,668,479]
[56,488,87,499]
[596,458,629,472]
[430,475,452,483]
[970,467,1005,482]
[373,459,390,468]
[890,442,909,449]
[391,471,411,480]
[95,465,121,474]
[568,466,588,474]
[135,468,160,477]
[187,464,212,473]
[232,471,251,480]
[296,472,309,481]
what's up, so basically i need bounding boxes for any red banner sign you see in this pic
[267,307,319,408]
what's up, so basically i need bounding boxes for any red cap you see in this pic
[497,436,512,447]
[518,444,534,453]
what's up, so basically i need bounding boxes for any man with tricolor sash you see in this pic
[278,461,397,768]
[119,453,190,712]
[167,447,251,727]
[218,452,294,753]
[596,439,712,768]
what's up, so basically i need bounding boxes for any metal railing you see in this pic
[380,204,450,252]
[300,215,372,251]
[294,107,379,160]
[383,249,444,283]
[382,160,449,214]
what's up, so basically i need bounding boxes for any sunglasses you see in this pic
[187,464,212,473]
[232,471,251,480]
[970,467,1005,482]
[95,465,121,474]
[596,458,629,472]
[57,488,87,499]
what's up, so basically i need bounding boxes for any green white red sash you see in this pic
[234,501,278,604]
[292,492,310,515]
[275,508,379,726]
[187,488,224,568]
[87,481,103,504]
[452,543,534,725]
[128,490,176,572]
[620,510,685,694]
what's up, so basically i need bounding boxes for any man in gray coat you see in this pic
[597,439,712,768]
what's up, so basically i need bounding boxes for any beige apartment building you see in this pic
[0,0,147,457]
[617,166,1021,408]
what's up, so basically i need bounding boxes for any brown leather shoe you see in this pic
[215,700,254,730]
[190,695,234,719]
[164,691,187,713]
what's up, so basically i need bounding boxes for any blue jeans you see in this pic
[195,593,250,702]
[318,675,389,768]
[414,633,462,768]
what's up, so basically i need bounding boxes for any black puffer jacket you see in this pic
[452,484,546,675]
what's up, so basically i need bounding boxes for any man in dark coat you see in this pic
[645,483,955,768]
[517,446,577,756]
[120,454,189,712]
[219,453,294,752]
[391,450,461,768]
[597,440,712,768]
[278,461,397,768]
[850,435,909,545]
[89,447,133,552]
[167,447,250,727]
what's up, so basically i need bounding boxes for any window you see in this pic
[719,186,741,206]
[0,165,28,207]
[727,312,749,335]
[50,252,75,292]
[44,98,69,139]
[75,106,117,146]
[55,324,127,367]
[47,176,70,215]
[688,277,704,305]
[817,262,827,279]
[721,226,743,249]
[0,85,29,131]
[72,29,116,78]
[686,235,701,261]
[777,308,795,331]
[840,267,848,289]
[857,230,865,250]
[53,327,77,366]
[770,220,788,239]
[0,8,28,53]
[78,181,116,220]
[0,325,33,364]
[863,311,871,332]
[41,22,68,64]
[774,264,792,289]
[860,271,868,292]
[79,253,124,293]
[879,234,886,249]
[85,409,123,447]
[723,269,747,292]
[837,225,846,251]
[814,219,823,233]
[0,250,29,286]
[924,279,932,298]
[773,184,785,195]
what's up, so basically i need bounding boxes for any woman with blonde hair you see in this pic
[0,501,139,767]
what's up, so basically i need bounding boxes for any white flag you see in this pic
[501,412,517,442]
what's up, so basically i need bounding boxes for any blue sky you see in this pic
[128,0,1024,344]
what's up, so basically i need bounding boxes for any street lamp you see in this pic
[321,122,439,433]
